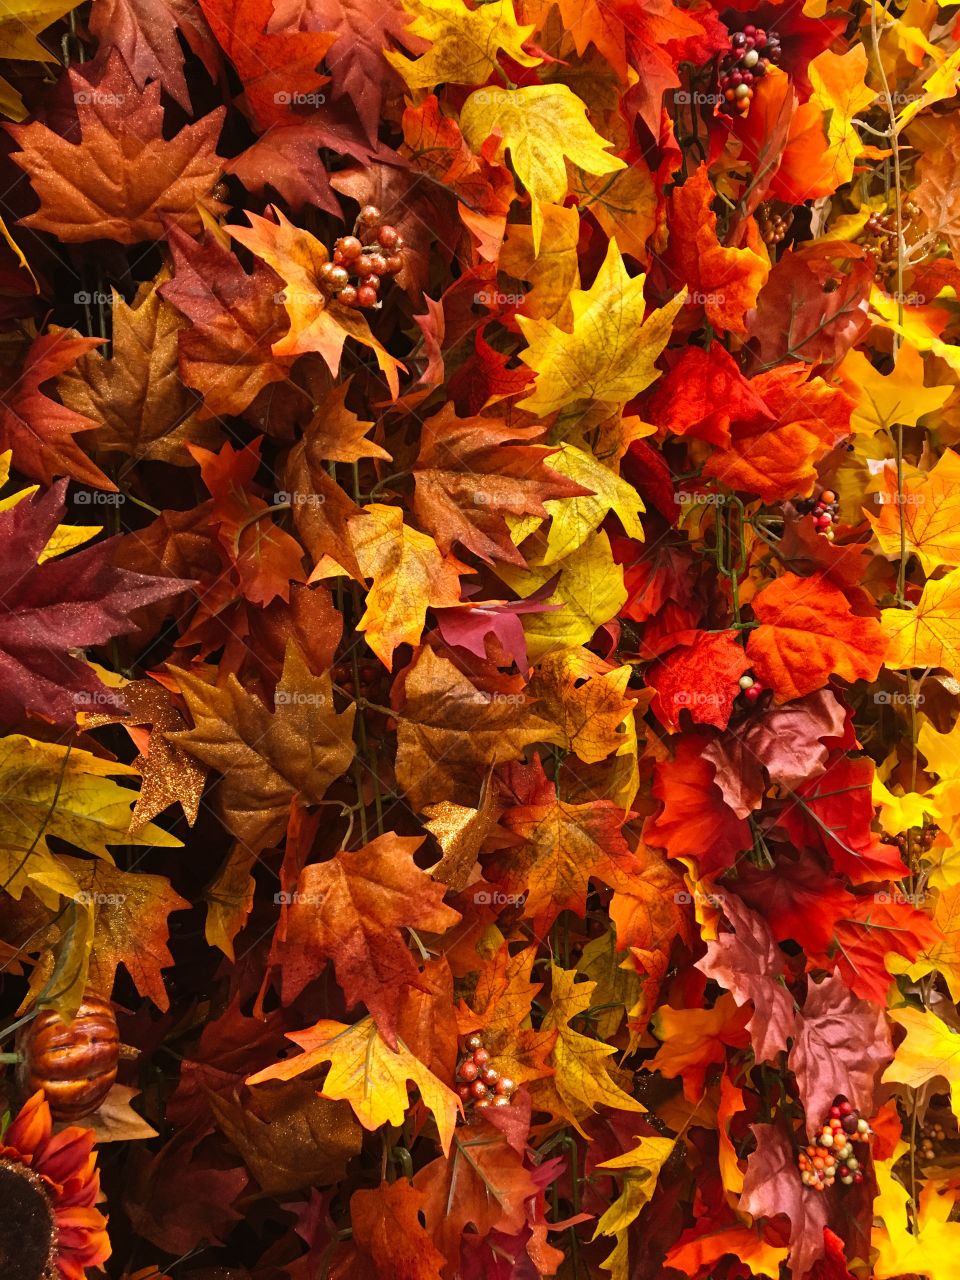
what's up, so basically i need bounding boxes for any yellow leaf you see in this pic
[882,1005,960,1120]
[888,883,960,1001]
[459,83,625,252]
[515,237,683,414]
[594,1133,674,1279]
[873,1154,960,1279]
[205,844,257,960]
[385,0,540,89]
[872,773,937,836]
[867,451,960,574]
[496,530,626,660]
[0,734,179,909]
[499,203,581,325]
[838,340,952,436]
[349,503,463,665]
[534,963,646,1135]
[247,1016,461,1156]
[538,442,644,564]
[882,568,960,673]
[898,45,960,128]
[528,648,634,763]
[809,46,876,185]
[0,0,82,63]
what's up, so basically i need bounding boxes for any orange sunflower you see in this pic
[0,1090,111,1280]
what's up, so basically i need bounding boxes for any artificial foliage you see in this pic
[0,0,960,1278]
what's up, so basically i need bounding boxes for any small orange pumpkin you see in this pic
[16,994,119,1121]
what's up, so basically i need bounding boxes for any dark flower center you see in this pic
[0,1159,58,1280]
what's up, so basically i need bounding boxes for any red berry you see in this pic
[839,1101,853,1116]
[480,1066,500,1087]
[378,225,400,250]
[474,1097,492,1109]
[356,284,378,307]
[457,1060,479,1082]
[364,275,381,292]
[338,285,358,306]
[464,1033,483,1051]
[366,252,388,276]
[473,1047,490,1065]
[743,684,762,704]
[383,254,403,275]
[456,1084,471,1101]
[830,1107,842,1118]
[359,204,381,225]
[469,1080,488,1099]
[495,1077,516,1095]
[336,235,363,260]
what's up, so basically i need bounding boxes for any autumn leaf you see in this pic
[350,1180,446,1280]
[8,49,226,243]
[839,340,952,436]
[459,84,625,253]
[385,0,539,89]
[89,0,221,111]
[169,640,356,851]
[646,631,752,733]
[808,46,877,186]
[247,1015,461,1156]
[273,833,460,1045]
[515,237,684,413]
[747,572,887,702]
[740,1124,829,1277]
[882,568,960,674]
[526,648,635,763]
[866,451,960,574]
[882,1005,960,1119]
[646,993,752,1101]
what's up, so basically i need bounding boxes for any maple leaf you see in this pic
[460,84,625,253]
[54,855,190,1012]
[347,504,463,665]
[168,641,356,851]
[788,971,893,1139]
[197,0,335,129]
[516,237,684,413]
[839,340,952,436]
[594,1132,676,1273]
[808,46,877,187]
[402,95,514,221]
[0,733,179,910]
[500,204,582,323]
[646,993,752,1100]
[412,407,585,567]
[395,646,551,810]
[883,567,960,675]
[538,442,645,565]
[866,452,960,574]
[8,50,226,243]
[645,344,770,448]
[385,0,539,89]
[696,892,797,1062]
[663,1225,788,1280]
[740,1124,829,1277]
[664,165,769,337]
[89,0,221,110]
[882,1005,960,1119]
[458,943,556,1088]
[247,1015,461,1156]
[230,209,404,395]
[271,0,411,144]
[487,757,637,933]
[160,222,292,420]
[645,735,752,877]
[273,833,461,1045]
[191,439,305,606]
[747,572,886,703]
[527,648,634,763]
[0,480,188,725]
[57,276,217,465]
[532,964,646,1134]
[647,631,752,733]
[350,1180,446,1280]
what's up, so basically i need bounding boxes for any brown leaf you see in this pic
[350,1179,446,1280]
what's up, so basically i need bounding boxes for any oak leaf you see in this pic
[169,640,355,851]
[8,50,226,243]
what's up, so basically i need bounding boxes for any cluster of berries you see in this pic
[794,488,838,539]
[882,821,939,854]
[718,25,782,114]
[759,205,794,247]
[738,673,766,706]
[861,201,920,274]
[456,1033,516,1113]
[798,1097,872,1190]
[920,1120,946,1161]
[317,205,403,310]
[332,659,383,701]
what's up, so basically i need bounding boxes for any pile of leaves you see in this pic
[3,0,960,1275]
